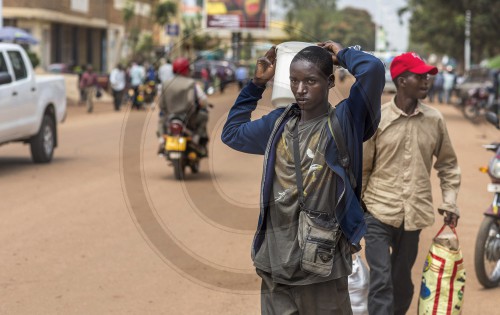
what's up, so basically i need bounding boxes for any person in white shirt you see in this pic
[109,64,126,111]
[158,58,174,84]
[129,61,146,109]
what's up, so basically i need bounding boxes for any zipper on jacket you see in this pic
[252,105,293,258]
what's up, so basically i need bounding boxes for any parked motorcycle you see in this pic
[475,111,500,288]
[162,114,207,180]
[462,86,497,122]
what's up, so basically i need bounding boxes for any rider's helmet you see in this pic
[173,57,190,76]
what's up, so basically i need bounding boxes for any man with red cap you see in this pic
[361,52,461,315]
[157,57,210,156]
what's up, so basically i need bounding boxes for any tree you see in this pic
[154,1,177,26]
[281,0,375,50]
[182,12,221,53]
[399,0,500,66]
[329,7,375,51]
[282,0,337,42]
[241,33,255,60]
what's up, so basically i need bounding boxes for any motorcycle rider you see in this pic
[157,57,209,156]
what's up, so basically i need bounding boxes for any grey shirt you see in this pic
[253,113,352,285]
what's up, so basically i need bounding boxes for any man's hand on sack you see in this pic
[443,210,459,228]
[253,46,276,87]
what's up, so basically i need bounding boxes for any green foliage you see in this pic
[123,0,135,23]
[330,7,375,50]
[155,1,177,26]
[136,34,154,54]
[182,13,221,52]
[281,0,375,50]
[401,0,500,65]
[241,33,255,61]
[488,55,500,69]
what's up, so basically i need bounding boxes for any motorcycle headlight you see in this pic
[489,158,500,179]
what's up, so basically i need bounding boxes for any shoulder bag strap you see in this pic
[292,116,306,211]
[327,107,357,190]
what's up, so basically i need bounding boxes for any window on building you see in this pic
[7,51,27,81]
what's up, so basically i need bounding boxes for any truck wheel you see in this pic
[30,114,55,163]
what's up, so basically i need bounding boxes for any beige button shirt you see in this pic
[362,97,461,230]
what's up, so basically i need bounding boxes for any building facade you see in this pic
[3,0,156,72]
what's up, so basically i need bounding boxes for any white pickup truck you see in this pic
[0,43,66,163]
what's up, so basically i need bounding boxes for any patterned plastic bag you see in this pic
[418,225,466,315]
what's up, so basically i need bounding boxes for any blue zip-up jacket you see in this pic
[221,47,385,258]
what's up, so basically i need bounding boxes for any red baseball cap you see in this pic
[390,52,438,80]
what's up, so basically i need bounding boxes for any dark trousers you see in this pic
[257,269,352,315]
[132,85,141,109]
[364,213,421,315]
[112,89,123,111]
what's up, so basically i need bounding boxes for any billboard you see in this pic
[205,0,268,30]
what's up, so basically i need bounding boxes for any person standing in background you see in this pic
[235,63,249,90]
[129,61,146,110]
[428,69,443,103]
[158,58,174,85]
[201,66,211,94]
[79,64,98,113]
[109,63,126,111]
[442,66,456,104]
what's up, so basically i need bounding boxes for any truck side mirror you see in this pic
[0,72,12,85]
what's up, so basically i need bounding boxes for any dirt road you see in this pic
[1,81,499,314]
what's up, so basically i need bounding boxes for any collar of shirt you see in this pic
[388,96,424,120]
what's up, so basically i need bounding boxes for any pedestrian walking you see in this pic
[109,63,126,111]
[221,41,385,315]
[235,64,249,90]
[362,52,461,315]
[79,64,98,113]
[158,58,174,85]
[201,66,211,94]
[216,67,227,93]
[443,66,456,104]
[428,69,443,103]
[129,61,146,110]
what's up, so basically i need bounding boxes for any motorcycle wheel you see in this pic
[173,159,185,180]
[190,160,200,174]
[474,216,500,288]
[462,104,480,122]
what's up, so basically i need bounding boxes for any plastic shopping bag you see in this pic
[418,225,466,315]
[348,253,369,315]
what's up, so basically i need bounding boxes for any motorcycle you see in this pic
[462,86,497,122]
[474,111,500,288]
[162,114,207,180]
[143,80,157,105]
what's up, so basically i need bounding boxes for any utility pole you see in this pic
[464,10,471,72]
[0,0,3,28]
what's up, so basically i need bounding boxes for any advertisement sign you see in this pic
[205,0,268,30]
[166,24,180,36]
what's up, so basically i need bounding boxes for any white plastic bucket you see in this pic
[271,41,313,107]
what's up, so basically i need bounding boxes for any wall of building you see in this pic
[3,0,157,72]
